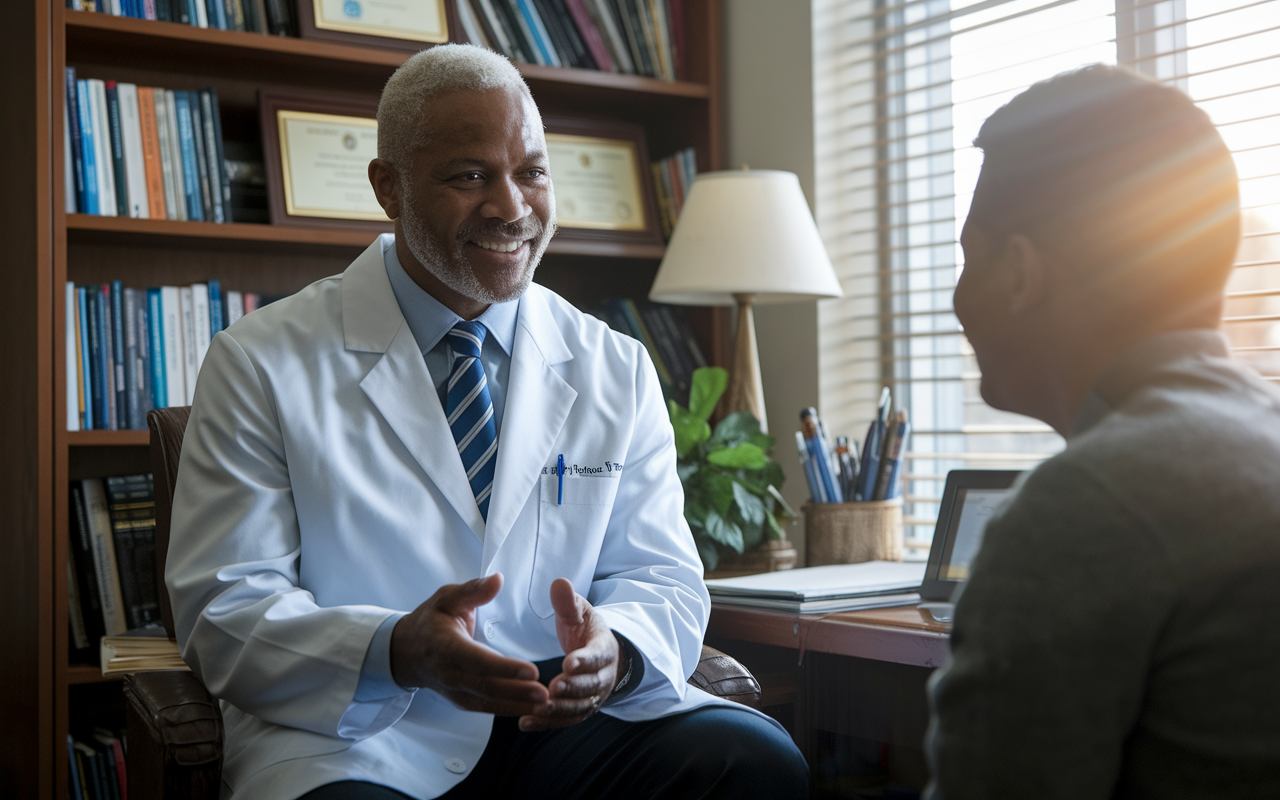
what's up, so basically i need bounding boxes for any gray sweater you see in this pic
[926,330,1280,799]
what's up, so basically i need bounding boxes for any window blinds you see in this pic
[814,0,1280,556]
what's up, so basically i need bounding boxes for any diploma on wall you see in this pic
[547,133,649,232]
[308,0,448,43]
[277,110,384,221]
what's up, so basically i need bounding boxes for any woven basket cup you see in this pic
[805,498,904,566]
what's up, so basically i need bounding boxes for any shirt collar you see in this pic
[1069,328,1231,437]
[380,233,518,356]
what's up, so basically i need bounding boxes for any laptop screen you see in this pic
[920,470,1021,601]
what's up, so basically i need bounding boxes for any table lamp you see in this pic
[649,169,842,431]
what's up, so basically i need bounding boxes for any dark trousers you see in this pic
[299,705,808,800]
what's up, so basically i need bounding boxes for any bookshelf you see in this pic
[3,2,724,796]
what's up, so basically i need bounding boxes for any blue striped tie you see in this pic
[446,321,498,522]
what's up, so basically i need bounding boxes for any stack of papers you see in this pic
[705,561,926,613]
[100,627,189,676]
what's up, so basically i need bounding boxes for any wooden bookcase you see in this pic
[1,2,723,795]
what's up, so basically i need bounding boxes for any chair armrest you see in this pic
[689,645,762,709]
[124,670,224,800]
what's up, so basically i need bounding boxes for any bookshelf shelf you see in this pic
[66,665,122,686]
[65,10,711,101]
[66,430,150,446]
[65,214,666,259]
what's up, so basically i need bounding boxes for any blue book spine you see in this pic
[206,86,231,220]
[132,288,153,427]
[516,0,558,65]
[110,281,128,430]
[97,285,115,430]
[66,736,83,800]
[208,0,227,29]
[75,80,99,215]
[208,278,224,335]
[147,288,167,409]
[104,82,129,216]
[77,287,93,430]
[173,91,205,221]
[86,290,104,429]
[65,68,87,214]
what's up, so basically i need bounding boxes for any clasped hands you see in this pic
[390,573,621,731]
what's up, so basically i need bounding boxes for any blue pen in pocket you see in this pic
[557,454,564,505]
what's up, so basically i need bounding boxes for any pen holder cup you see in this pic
[805,498,905,566]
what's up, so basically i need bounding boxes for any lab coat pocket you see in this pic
[529,474,620,618]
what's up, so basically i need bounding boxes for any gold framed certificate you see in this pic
[543,117,663,249]
[299,0,453,50]
[260,91,392,231]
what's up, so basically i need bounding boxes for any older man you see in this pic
[166,45,805,800]
[926,65,1280,798]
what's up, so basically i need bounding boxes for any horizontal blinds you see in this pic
[814,0,1280,557]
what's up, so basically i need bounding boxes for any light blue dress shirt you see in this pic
[355,235,519,701]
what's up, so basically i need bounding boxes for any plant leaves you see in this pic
[706,442,768,470]
[703,508,744,552]
[696,537,720,573]
[668,400,711,457]
[765,509,786,540]
[732,482,766,526]
[712,412,761,446]
[688,367,728,422]
[703,471,736,516]
[749,432,776,452]
[676,463,698,484]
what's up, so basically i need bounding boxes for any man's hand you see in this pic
[519,578,622,732]
[390,573,550,717]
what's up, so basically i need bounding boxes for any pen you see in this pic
[557,454,564,505]
[795,431,823,503]
[800,408,841,503]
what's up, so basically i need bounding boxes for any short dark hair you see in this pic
[969,64,1240,304]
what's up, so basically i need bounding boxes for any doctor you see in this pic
[167,44,805,800]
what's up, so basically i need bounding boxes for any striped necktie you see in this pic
[445,321,498,522]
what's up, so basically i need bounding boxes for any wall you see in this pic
[722,0,819,562]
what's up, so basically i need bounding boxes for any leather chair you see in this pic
[126,406,761,800]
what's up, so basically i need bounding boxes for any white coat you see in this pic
[166,238,748,799]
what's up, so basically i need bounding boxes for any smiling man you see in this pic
[165,44,805,800]
[926,66,1280,798]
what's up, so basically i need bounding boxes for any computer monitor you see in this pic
[920,470,1022,602]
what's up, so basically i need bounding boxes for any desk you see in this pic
[706,604,951,797]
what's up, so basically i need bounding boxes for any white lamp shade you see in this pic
[649,169,843,306]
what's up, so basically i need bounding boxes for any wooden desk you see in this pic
[706,603,951,797]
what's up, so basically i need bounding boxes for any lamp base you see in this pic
[724,293,768,431]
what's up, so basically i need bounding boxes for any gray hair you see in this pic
[377,43,531,171]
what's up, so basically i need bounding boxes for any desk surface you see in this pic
[707,603,951,669]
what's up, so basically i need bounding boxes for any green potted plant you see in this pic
[668,367,797,575]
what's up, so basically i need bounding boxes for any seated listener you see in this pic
[166,44,806,800]
[926,65,1280,798]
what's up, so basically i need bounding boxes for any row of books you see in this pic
[65,280,265,432]
[68,475,158,666]
[652,146,696,239]
[67,0,296,35]
[67,729,127,800]
[459,0,686,80]
[64,68,237,223]
[592,299,706,407]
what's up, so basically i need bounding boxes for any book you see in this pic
[225,290,245,325]
[615,0,653,78]
[104,83,130,216]
[86,289,104,429]
[154,89,183,220]
[110,281,128,429]
[68,482,106,659]
[191,282,212,375]
[80,479,129,636]
[98,285,117,430]
[68,558,91,662]
[116,83,150,218]
[147,287,167,410]
[704,561,926,614]
[88,79,119,217]
[201,87,230,223]
[564,0,614,72]
[456,0,493,50]
[160,285,184,409]
[504,0,550,65]
[123,288,148,429]
[586,0,635,74]
[187,91,214,221]
[136,86,167,219]
[172,90,202,221]
[104,474,159,630]
[65,68,87,214]
[100,625,188,676]
[179,285,198,403]
[66,736,84,800]
[77,287,93,430]
[75,80,99,215]
[66,282,80,432]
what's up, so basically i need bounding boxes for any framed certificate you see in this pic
[260,91,393,231]
[299,0,457,51]
[544,117,663,250]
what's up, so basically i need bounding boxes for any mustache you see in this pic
[456,218,546,242]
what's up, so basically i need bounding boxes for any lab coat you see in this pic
[165,239,745,799]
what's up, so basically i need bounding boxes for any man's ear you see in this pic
[1000,233,1048,316]
[368,158,401,220]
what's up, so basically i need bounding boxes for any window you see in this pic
[814,0,1280,557]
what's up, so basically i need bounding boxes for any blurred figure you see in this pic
[928,64,1280,799]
